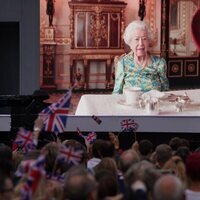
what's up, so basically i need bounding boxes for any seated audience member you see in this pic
[155,144,172,169]
[153,174,185,200]
[185,152,200,200]
[63,166,98,200]
[138,139,153,160]
[113,20,169,94]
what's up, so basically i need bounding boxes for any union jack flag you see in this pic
[77,128,97,145]
[57,144,83,166]
[120,119,139,132]
[86,132,97,144]
[15,160,35,177]
[40,89,72,133]
[20,155,46,200]
[13,128,37,153]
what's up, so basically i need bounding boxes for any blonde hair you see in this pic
[123,20,153,46]
[163,156,187,187]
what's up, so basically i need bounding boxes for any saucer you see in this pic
[117,99,138,107]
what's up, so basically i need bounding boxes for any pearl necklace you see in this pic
[134,55,150,68]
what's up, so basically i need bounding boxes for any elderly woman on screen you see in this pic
[113,20,169,94]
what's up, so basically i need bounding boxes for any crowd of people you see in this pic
[1,121,200,200]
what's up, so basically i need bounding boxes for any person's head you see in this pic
[180,138,190,149]
[45,180,63,200]
[94,157,118,176]
[174,146,190,163]
[95,169,119,200]
[138,139,153,158]
[125,160,161,198]
[0,143,13,176]
[153,174,185,200]
[92,139,115,159]
[0,174,13,200]
[163,156,187,185]
[118,149,140,174]
[42,142,59,173]
[123,20,152,57]
[185,152,200,183]
[155,144,172,168]
[64,166,98,200]
[169,137,182,151]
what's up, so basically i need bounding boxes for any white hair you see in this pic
[123,20,153,46]
[153,174,185,200]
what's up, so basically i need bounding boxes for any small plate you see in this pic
[117,99,138,107]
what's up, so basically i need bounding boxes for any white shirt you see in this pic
[185,189,200,200]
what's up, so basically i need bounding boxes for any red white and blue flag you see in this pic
[40,89,72,133]
[20,155,46,200]
[13,128,37,153]
[86,132,97,144]
[120,119,139,132]
[77,128,97,145]
[57,144,83,166]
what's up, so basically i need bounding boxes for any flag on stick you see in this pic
[39,89,72,133]
[13,128,37,153]
[120,119,139,132]
[57,144,83,166]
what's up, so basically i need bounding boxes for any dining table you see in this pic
[66,89,200,132]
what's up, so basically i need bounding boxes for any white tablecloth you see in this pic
[75,89,200,116]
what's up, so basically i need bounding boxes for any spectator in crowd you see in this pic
[138,139,153,161]
[163,156,187,187]
[153,174,185,200]
[155,144,172,169]
[0,143,13,177]
[169,137,182,152]
[175,146,190,164]
[87,139,115,172]
[125,160,161,199]
[118,149,140,174]
[63,166,98,200]
[95,169,119,200]
[0,173,14,200]
[185,152,200,200]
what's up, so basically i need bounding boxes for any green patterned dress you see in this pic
[113,52,169,94]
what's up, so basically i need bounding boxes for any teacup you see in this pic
[123,86,142,105]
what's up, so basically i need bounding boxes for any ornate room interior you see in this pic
[40,0,200,92]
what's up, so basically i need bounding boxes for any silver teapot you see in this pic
[139,95,159,114]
